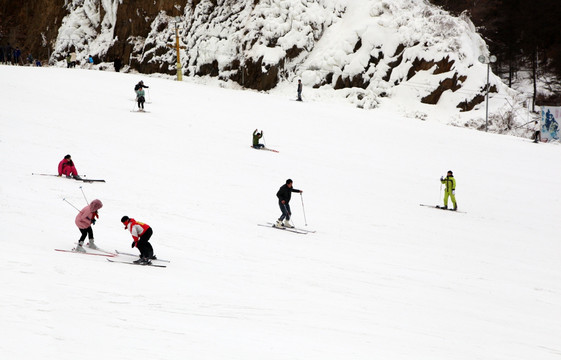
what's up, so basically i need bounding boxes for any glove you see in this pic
[452,190,455,195]
[91,219,96,225]
[440,177,444,181]
[131,241,136,248]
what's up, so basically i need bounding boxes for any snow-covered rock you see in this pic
[50,0,519,128]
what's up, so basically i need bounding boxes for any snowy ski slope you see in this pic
[0,66,560,360]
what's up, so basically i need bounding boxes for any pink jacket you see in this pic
[58,159,78,176]
[75,199,103,229]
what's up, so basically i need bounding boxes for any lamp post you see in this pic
[167,17,186,81]
[478,54,497,132]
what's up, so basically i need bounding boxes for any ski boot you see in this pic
[87,238,98,250]
[133,257,151,265]
[274,220,284,228]
[75,241,86,253]
[283,219,294,228]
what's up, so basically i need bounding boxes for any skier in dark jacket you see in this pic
[297,79,302,101]
[252,129,264,149]
[134,80,149,91]
[275,179,303,228]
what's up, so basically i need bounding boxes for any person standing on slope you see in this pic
[440,170,457,210]
[275,179,303,228]
[533,120,541,143]
[58,154,81,179]
[70,51,77,68]
[121,216,156,264]
[297,79,303,101]
[135,86,146,111]
[252,129,264,149]
[74,199,103,252]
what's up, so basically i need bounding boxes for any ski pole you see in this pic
[147,88,151,102]
[263,133,267,148]
[79,186,89,205]
[63,198,81,212]
[300,193,308,226]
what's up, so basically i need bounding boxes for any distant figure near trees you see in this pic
[533,121,541,143]
[114,57,122,72]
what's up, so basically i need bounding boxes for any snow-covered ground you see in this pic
[0,66,560,360]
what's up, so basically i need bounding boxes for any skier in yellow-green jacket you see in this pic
[440,170,457,210]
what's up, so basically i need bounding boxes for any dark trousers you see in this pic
[278,202,291,221]
[137,99,144,109]
[79,227,93,243]
[253,144,264,149]
[137,227,154,259]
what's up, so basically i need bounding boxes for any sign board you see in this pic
[540,106,561,141]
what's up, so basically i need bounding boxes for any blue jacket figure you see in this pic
[14,47,21,65]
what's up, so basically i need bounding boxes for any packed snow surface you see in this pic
[0,66,560,360]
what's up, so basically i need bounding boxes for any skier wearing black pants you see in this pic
[136,227,153,258]
[275,179,303,228]
[121,216,155,264]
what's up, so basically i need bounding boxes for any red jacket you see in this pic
[58,158,78,176]
[126,219,150,243]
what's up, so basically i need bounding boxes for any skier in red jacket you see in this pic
[58,154,80,179]
[121,216,156,264]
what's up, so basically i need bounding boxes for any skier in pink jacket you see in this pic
[58,154,81,179]
[74,199,103,252]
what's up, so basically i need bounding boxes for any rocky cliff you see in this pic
[1,0,509,114]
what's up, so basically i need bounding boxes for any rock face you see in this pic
[0,0,504,111]
[0,0,66,59]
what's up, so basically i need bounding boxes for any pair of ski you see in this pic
[258,222,315,235]
[54,248,168,267]
[32,173,105,183]
[419,204,466,213]
[107,250,168,268]
[250,146,279,153]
